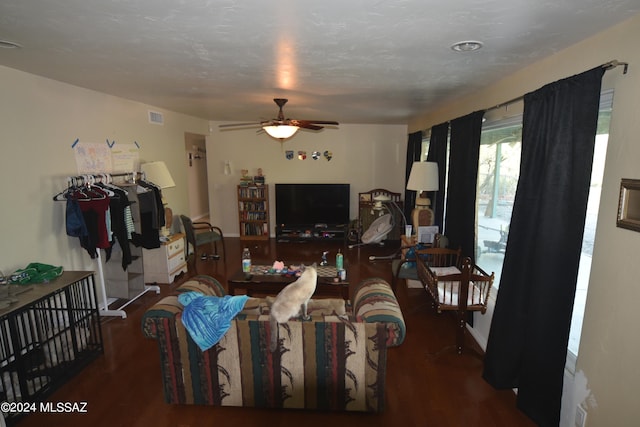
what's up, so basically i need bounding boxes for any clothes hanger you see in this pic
[78,175,106,200]
[53,187,71,201]
[94,175,115,197]
[53,177,77,201]
[100,173,128,195]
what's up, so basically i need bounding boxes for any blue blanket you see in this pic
[178,292,249,351]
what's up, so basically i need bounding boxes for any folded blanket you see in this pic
[178,292,249,351]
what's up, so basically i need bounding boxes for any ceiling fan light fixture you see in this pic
[450,40,484,52]
[263,124,299,140]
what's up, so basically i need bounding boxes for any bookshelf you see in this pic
[237,184,269,240]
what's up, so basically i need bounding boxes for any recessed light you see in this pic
[0,40,22,49]
[450,40,483,52]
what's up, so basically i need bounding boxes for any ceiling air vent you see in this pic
[148,110,164,125]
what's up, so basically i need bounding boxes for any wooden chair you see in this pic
[391,234,459,292]
[180,215,225,270]
[417,256,494,356]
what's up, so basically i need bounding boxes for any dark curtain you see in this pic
[482,67,605,427]
[404,131,423,223]
[444,111,484,260]
[426,122,449,232]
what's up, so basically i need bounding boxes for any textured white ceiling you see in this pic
[1,0,638,125]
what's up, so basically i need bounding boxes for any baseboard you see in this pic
[467,324,488,352]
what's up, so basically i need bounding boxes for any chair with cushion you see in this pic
[391,234,459,292]
[180,215,225,269]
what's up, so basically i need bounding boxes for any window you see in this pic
[568,91,612,356]
[420,135,430,161]
[476,117,522,286]
[474,91,613,357]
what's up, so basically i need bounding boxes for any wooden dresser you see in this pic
[143,232,188,284]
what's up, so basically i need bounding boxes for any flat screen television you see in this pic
[275,183,350,227]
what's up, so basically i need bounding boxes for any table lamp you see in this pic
[141,161,176,237]
[406,161,439,231]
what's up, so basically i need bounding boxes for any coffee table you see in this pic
[227,264,349,299]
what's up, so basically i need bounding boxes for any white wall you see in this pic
[0,66,209,273]
[409,13,640,427]
[207,123,408,236]
[0,64,408,273]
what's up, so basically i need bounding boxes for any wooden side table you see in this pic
[143,233,188,284]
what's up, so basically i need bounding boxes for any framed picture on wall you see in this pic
[617,178,640,232]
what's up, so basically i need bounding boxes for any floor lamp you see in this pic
[406,161,439,237]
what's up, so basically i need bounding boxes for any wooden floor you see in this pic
[16,238,535,427]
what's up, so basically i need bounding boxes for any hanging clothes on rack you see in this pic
[97,182,133,269]
[131,180,164,249]
[65,195,89,240]
[54,172,161,319]
[139,180,166,227]
[54,179,111,258]
[55,173,168,257]
[78,187,111,258]
[55,174,134,267]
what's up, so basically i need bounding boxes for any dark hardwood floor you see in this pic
[16,237,535,427]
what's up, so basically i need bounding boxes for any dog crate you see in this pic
[0,271,103,426]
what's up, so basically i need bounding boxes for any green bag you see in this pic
[10,263,63,284]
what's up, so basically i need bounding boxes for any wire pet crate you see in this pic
[0,272,103,426]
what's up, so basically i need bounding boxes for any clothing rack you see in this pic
[59,171,160,319]
[65,171,142,187]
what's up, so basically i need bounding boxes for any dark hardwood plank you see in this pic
[15,238,535,427]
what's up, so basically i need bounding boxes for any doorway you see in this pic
[184,132,209,220]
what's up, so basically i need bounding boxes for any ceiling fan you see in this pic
[219,98,339,141]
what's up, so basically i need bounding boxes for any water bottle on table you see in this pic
[242,247,252,274]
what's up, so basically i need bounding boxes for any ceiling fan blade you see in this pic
[290,119,339,129]
[220,99,338,138]
[260,120,283,127]
[219,122,262,128]
[296,122,324,131]
[292,119,339,126]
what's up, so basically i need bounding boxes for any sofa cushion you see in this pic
[238,297,263,315]
[141,295,182,339]
[151,313,387,412]
[263,296,347,317]
[353,277,406,347]
[177,275,226,296]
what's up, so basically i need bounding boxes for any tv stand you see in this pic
[276,224,347,243]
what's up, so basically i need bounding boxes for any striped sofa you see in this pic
[142,275,405,412]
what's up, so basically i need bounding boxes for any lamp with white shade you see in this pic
[141,161,176,189]
[141,161,176,237]
[406,161,439,231]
